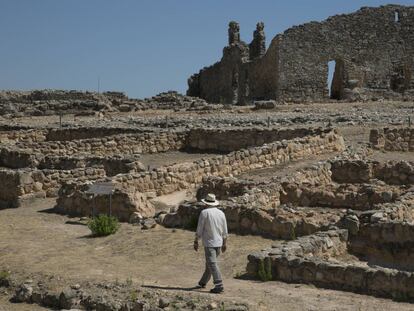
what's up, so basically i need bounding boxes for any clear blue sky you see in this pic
[0,1,412,98]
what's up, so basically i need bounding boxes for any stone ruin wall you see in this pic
[242,157,414,301]
[0,89,209,116]
[246,191,414,300]
[0,168,106,209]
[0,126,343,214]
[370,127,414,151]
[188,5,414,104]
[331,158,414,185]
[0,170,33,208]
[44,127,148,141]
[247,228,414,301]
[163,158,414,239]
[163,162,337,239]
[56,130,345,221]
[351,221,414,272]
[0,128,47,144]
[187,127,327,152]
[121,131,343,196]
[280,159,414,211]
[0,127,330,163]
[0,126,333,162]
[348,191,414,272]
[6,131,187,157]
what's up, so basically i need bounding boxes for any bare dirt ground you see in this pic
[1,199,414,311]
[139,151,219,169]
[238,152,340,181]
[0,298,51,311]
[4,100,413,129]
[1,101,414,310]
[366,150,414,162]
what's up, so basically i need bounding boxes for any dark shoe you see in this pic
[195,282,206,289]
[209,286,224,294]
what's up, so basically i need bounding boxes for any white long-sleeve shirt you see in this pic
[196,207,228,248]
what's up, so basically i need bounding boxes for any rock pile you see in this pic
[2,272,249,311]
[0,89,214,117]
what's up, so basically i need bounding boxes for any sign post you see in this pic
[86,182,115,217]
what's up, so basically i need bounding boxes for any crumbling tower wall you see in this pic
[188,5,414,104]
[249,22,266,60]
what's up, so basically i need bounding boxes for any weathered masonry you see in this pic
[188,5,414,104]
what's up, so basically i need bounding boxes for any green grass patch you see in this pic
[0,270,9,281]
[88,214,120,237]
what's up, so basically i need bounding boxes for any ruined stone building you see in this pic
[187,5,414,104]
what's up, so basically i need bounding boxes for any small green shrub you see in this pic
[257,258,273,282]
[126,277,133,287]
[0,270,9,280]
[0,270,10,287]
[130,290,137,301]
[88,214,120,236]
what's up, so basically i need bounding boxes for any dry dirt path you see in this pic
[139,151,220,169]
[1,199,414,310]
[238,152,339,182]
[0,297,51,310]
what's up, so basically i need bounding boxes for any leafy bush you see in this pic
[0,270,10,287]
[257,258,273,282]
[0,271,9,280]
[88,214,120,236]
[130,290,137,301]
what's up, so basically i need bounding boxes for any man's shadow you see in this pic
[142,285,204,292]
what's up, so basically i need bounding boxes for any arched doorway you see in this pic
[327,59,345,100]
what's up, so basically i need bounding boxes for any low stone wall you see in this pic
[0,147,144,177]
[56,130,345,220]
[40,168,106,197]
[0,126,148,143]
[38,155,143,175]
[279,159,412,210]
[373,161,414,185]
[350,221,414,272]
[0,169,45,208]
[162,161,342,239]
[331,159,414,185]
[330,160,373,183]
[195,176,258,201]
[370,128,414,151]
[56,182,155,221]
[348,191,414,271]
[0,167,106,208]
[45,127,147,141]
[0,147,40,168]
[247,229,414,301]
[187,127,331,152]
[162,200,342,240]
[13,131,187,156]
[162,157,413,238]
[114,130,344,196]
[0,129,46,144]
[280,182,402,210]
[8,126,335,157]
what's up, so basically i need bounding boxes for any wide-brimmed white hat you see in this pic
[201,193,219,206]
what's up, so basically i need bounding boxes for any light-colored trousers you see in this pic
[199,247,223,288]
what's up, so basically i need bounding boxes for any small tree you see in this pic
[88,214,120,237]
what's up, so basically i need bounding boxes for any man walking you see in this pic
[194,193,228,294]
